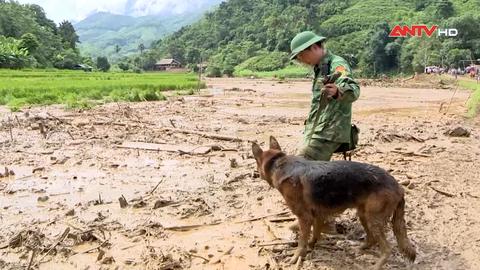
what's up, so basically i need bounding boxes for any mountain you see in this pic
[152,0,480,76]
[74,0,223,60]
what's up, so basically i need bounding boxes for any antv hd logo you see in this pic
[389,25,458,37]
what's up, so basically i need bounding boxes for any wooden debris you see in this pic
[76,239,109,255]
[164,222,221,232]
[187,252,210,262]
[268,217,296,223]
[37,196,49,202]
[429,186,455,197]
[153,199,177,209]
[257,240,296,247]
[235,210,290,223]
[33,227,70,267]
[119,195,128,208]
[26,249,36,270]
[210,246,234,264]
[32,167,45,173]
[150,179,164,195]
[390,150,431,157]
[118,141,214,155]
[161,128,256,143]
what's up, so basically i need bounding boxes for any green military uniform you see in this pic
[290,31,360,161]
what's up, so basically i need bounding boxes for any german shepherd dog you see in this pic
[252,136,416,269]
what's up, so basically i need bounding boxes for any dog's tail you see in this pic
[392,197,416,262]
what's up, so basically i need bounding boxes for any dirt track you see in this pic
[1,76,479,270]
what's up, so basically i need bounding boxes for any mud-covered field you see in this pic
[1,76,479,270]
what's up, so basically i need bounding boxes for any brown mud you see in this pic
[1,75,479,269]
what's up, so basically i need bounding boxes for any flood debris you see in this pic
[65,209,75,216]
[32,167,45,173]
[37,196,49,202]
[445,126,470,137]
[153,199,176,209]
[0,77,478,269]
[375,129,425,143]
[119,195,129,208]
[0,167,14,178]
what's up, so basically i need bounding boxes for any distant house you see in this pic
[73,64,93,72]
[153,58,182,71]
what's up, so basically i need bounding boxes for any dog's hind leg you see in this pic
[308,217,325,249]
[289,214,312,264]
[367,217,391,270]
[357,209,375,250]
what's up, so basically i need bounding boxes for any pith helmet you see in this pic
[290,31,327,60]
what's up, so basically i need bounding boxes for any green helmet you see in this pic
[289,31,327,60]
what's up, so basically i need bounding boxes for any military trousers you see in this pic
[297,138,342,161]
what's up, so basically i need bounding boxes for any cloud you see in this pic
[16,0,219,22]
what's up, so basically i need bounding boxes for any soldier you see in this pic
[290,31,360,162]
[288,31,361,233]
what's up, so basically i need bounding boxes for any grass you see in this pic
[0,69,205,111]
[233,65,311,79]
[459,79,480,117]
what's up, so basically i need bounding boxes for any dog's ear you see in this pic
[252,142,263,161]
[269,136,281,151]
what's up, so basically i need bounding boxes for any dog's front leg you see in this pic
[289,215,312,264]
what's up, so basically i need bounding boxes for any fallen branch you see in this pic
[26,249,36,270]
[150,179,164,195]
[235,210,290,223]
[49,192,70,197]
[266,254,279,270]
[33,227,70,267]
[268,217,296,223]
[263,219,279,241]
[429,186,455,197]
[164,222,221,232]
[257,240,296,247]
[210,246,234,264]
[390,150,431,158]
[187,252,210,262]
[64,222,106,243]
[117,141,214,155]
[444,84,459,114]
[161,128,256,143]
[77,239,109,255]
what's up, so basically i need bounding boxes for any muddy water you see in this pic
[1,77,479,269]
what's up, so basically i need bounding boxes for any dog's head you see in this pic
[251,136,284,187]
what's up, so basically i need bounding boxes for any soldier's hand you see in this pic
[322,83,340,99]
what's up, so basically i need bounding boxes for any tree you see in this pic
[446,49,472,68]
[434,0,454,19]
[96,56,111,72]
[0,1,78,67]
[26,4,56,32]
[58,20,79,49]
[138,43,145,54]
[20,33,39,53]
[53,49,81,69]
[0,36,29,68]
[118,62,130,71]
[359,22,393,76]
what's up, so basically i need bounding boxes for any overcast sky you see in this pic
[17,0,219,23]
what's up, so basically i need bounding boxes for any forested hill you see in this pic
[0,1,83,69]
[74,8,217,59]
[151,0,480,76]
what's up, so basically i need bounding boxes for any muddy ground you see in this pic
[0,75,479,270]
